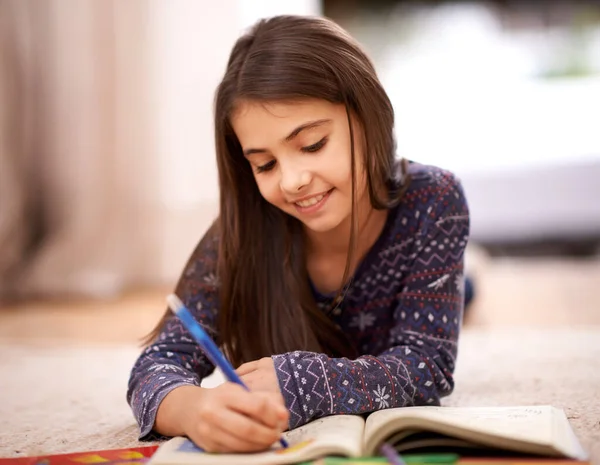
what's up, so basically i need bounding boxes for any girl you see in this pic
[127,15,470,454]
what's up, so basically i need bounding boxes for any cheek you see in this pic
[254,176,282,203]
[332,155,360,191]
[330,137,358,185]
[321,153,351,187]
[333,157,368,202]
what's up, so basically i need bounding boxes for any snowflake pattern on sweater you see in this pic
[126,161,470,439]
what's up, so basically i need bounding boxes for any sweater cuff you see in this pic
[272,352,332,429]
[136,378,200,440]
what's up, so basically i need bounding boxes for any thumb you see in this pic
[236,360,259,376]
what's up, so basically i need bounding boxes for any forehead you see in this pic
[230,99,346,143]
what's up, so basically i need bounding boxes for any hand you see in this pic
[156,384,289,453]
[236,357,282,395]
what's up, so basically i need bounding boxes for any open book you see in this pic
[148,405,589,465]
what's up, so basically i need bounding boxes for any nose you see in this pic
[279,163,312,194]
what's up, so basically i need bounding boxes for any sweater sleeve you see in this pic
[126,224,220,440]
[272,173,470,429]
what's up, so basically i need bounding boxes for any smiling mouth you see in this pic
[292,188,334,213]
[295,192,327,208]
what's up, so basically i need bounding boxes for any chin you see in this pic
[299,215,346,234]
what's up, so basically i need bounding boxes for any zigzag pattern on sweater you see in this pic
[276,163,470,428]
[126,161,471,438]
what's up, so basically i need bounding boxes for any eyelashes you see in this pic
[301,137,328,153]
[255,137,328,174]
[256,160,276,173]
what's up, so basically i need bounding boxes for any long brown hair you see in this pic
[145,15,410,367]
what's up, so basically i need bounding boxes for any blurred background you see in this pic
[1,0,599,341]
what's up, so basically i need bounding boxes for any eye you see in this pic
[301,137,328,153]
[255,160,276,173]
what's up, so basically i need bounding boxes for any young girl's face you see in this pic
[231,98,367,234]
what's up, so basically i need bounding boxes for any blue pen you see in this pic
[166,294,289,449]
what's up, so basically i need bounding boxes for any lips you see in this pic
[292,188,334,214]
[295,192,327,208]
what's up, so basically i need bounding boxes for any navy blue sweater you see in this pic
[126,162,470,439]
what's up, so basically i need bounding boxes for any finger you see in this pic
[228,391,289,429]
[260,392,290,430]
[219,384,288,428]
[238,372,260,390]
[216,408,282,448]
[257,390,286,409]
[238,369,281,394]
[189,424,270,454]
[198,388,285,442]
[235,360,259,376]
[257,356,274,368]
[213,431,274,453]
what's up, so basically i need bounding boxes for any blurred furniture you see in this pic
[460,157,600,256]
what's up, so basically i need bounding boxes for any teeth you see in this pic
[296,193,325,208]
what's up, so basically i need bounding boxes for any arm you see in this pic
[273,173,470,429]
[126,224,220,440]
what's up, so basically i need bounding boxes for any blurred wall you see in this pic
[152,0,321,284]
[0,0,321,302]
[1,0,132,299]
[324,1,600,248]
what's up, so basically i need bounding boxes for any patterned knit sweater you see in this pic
[126,161,470,439]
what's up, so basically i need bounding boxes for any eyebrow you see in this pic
[243,119,331,157]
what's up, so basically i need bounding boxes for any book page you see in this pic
[551,406,589,460]
[149,414,366,465]
[363,405,586,459]
[282,414,365,453]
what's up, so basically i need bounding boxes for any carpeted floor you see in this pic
[2,253,600,463]
[1,327,599,463]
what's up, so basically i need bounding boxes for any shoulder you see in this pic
[175,219,220,291]
[348,161,469,304]
[403,160,467,206]
[387,160,469,237]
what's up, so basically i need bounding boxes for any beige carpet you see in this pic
[1,327,599,463]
